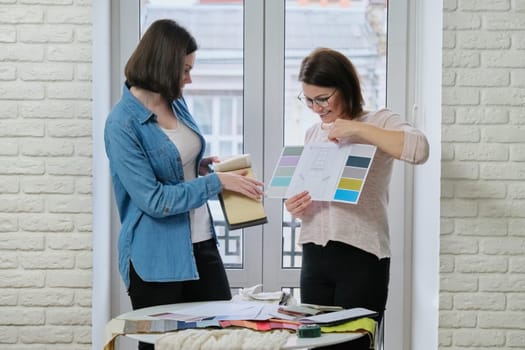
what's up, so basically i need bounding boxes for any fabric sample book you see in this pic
[213,154,267,230]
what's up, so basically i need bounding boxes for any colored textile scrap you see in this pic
[268,318,301,331]
[320,317,376,346]
[123,319,221,333]
[219,319,300,332]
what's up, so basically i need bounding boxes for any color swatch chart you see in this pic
[266,143,376,204]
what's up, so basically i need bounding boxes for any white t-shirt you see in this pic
[162,122,213,243]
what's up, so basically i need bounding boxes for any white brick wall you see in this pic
[441,0,525,349]
[0,1,92,349]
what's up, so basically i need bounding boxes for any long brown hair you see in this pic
[299,48,364,119]
[125,19,197,100]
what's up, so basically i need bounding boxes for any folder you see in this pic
[299,307,377,326]
[278,304,344,317]
[213,154,267,230]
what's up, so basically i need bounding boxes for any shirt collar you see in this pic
[121,83,157,125]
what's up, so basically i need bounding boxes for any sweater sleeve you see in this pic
[375,108,429,165]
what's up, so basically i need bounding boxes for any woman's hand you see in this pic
[328,118,405,159]
[216,170,264,201]
[284,191,312,220]
[199,156,220,176]
[327,119,359,143]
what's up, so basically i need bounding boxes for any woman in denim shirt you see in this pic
[104,19,263,350]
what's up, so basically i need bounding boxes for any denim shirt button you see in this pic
[163,207,169,214]
[179,176,184,180]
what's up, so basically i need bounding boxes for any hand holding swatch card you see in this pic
[213,154,267,230]
[266,143,376,204]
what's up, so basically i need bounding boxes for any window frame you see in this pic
[91,1,441,349]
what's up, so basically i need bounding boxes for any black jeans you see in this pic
[300,241,390,350]
[128,238,231,350]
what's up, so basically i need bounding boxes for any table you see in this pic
[115,301,365,349]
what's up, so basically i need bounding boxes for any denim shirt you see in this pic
[104,84,223,288]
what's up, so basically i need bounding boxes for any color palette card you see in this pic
[266,143,376,204]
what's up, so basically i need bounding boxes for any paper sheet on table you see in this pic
[158,301,279,321]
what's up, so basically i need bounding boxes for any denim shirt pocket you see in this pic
[145,142,180,183]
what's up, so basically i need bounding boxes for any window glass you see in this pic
[236,97,243,135]
[219,140,232,155]
[138,0,387,272]
[220,98,233,134]
[193,98,213,134]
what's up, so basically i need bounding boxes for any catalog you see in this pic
[213,154,267,230]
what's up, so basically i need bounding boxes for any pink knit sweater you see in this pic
[298,108,429,258]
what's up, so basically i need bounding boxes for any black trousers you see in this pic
[300,241,390,350]
[128,238,231,350]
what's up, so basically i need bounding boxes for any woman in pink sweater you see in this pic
[285,48,429,350]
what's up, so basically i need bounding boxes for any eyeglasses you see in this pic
[297,90,336,108]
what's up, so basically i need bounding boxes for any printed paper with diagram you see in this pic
[266,143,376,204]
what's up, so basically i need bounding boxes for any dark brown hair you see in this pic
[125,19,197,100]
[298,48,364,119]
